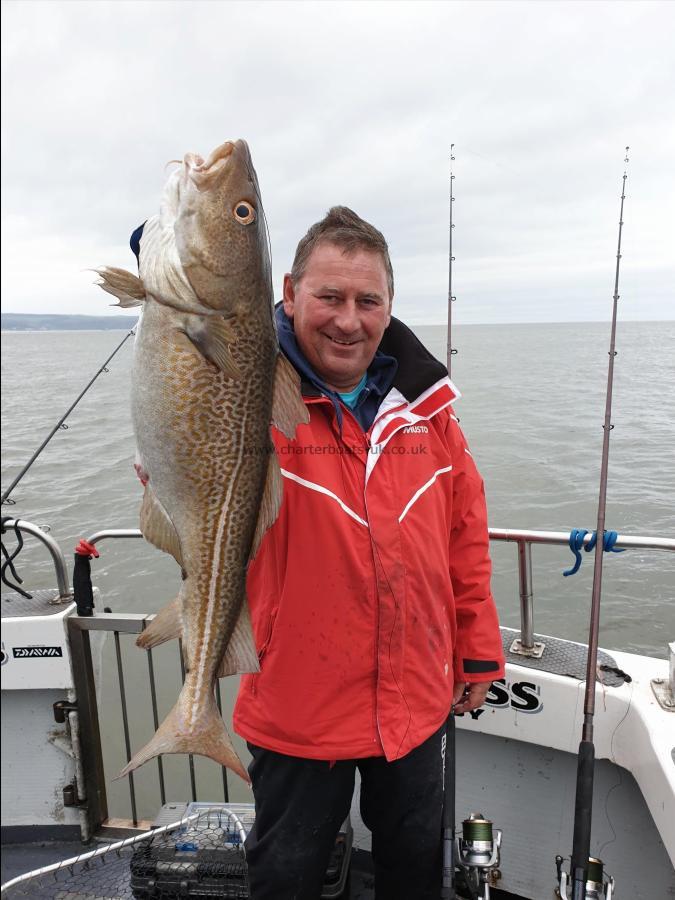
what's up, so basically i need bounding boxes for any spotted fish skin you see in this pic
[97,140,306,782]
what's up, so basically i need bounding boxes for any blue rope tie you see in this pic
[563,528,625,577]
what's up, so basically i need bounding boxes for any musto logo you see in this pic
[402,425,429,434]
[13,646,63,659]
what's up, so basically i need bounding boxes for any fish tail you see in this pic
[116,689,249,784]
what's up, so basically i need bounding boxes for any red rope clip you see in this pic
[75,539,99,558]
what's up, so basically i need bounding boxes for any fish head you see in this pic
[170,139,270,313]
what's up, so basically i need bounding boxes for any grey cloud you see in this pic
[1,0,674,322]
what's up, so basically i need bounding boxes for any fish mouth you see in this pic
[183,140,253,191]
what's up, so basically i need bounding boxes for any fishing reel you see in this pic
[556,855,615,899]
[454,813,502,900]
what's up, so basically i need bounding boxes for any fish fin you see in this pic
[249,450,283,561]
[217,600,260,677]
[271,353,310,438]
[94,267,146,308]
[140,485,184,567]
[184,316,240,379]
[116,689,249,784]
[137,597,182,650]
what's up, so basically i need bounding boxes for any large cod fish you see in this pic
[96,139,307,782]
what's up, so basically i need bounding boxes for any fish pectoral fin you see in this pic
[140,485,184,567]
[272,353,310,438]
[217,599,260,677]
[94,267,146,308]
[137,597,182,650]
[116,690,249,784]
[249,450,283,561]
[184,316,240,379]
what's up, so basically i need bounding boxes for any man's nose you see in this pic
[333,301,360,334]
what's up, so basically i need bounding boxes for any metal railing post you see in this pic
[518,540,534,647]
[508,539,545,658]
[67,618,108,835]
[3,518,72,600]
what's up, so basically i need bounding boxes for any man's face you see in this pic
[282,241,392,393]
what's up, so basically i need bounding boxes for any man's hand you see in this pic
[452,680,492,714]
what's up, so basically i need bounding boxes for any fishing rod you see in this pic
[440,713,456,899]
[557,148,630,900]
[441,144,457,900]
[446,144,457,380]
[442,145,503,900]
[0,326,136,507]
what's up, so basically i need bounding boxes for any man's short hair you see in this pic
[290,206,394,299]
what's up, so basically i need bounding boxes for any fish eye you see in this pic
[233,201,256,225]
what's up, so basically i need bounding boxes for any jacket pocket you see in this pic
[251,606,278,694]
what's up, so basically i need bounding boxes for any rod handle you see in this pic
[571,739,595,894]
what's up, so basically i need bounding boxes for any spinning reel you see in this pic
[454,813,502,900]
[556,855,615,899]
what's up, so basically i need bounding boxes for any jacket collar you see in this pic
[378,316,449,402]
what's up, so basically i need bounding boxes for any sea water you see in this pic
[2,322,674,814]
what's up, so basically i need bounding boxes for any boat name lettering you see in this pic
[485,678,543,713]
[12,646,63,659]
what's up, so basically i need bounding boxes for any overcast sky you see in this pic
[1,0,673,324]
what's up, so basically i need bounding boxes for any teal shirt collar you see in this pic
[337,374,368,409]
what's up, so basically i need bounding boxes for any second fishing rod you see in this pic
[557,148,630,900]
[1,326,136,508]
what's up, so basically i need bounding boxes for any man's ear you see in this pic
[282,274,295,318]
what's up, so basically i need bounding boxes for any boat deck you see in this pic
[0,839,524,898]
[0,838,368,899]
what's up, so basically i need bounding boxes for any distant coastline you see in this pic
[1,313,139,332]
[2,313,672,333]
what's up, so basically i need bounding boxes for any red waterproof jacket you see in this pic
[233,319,505,761]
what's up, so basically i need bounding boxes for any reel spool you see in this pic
[556,854,615,899]
[455,813,502,899]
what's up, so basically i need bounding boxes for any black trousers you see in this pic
[245,725,445,900]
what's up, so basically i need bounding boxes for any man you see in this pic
[233,207,505,899]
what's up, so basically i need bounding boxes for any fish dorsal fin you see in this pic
[137,596,182,650]
[94,267,146,308]
[140,485,184,567]
[249,449,283,562]
[216,599,260,677]
[185,316,240,379]
[272,354,310,438]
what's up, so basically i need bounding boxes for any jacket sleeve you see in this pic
[446,413,505,683]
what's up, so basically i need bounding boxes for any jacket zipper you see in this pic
[362,485,387,752]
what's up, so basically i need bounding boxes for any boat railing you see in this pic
[1,517,72,600]
[488,528,675,657]
[83,526,675,657]
[66,609,233,838]
[4,518,673,657]
[3,521,674,837]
